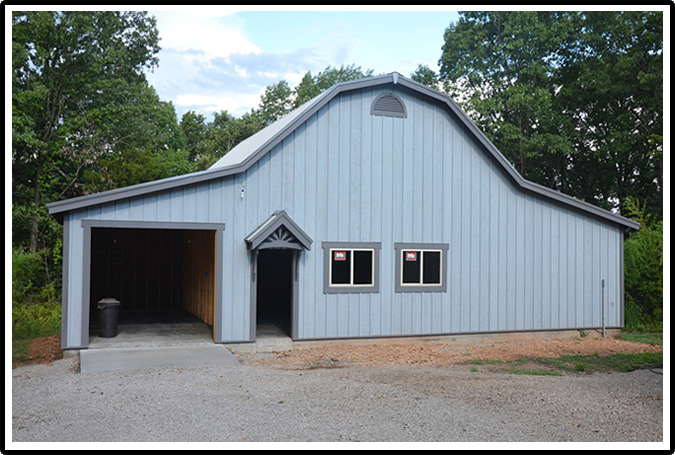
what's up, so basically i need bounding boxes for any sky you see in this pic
[144,8,460,121]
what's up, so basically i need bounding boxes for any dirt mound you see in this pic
[24,334,63,365]
[246,335,663,369]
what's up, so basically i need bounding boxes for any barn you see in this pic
[47,72,639,350]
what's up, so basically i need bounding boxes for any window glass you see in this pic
[402,250,421,284]
[324,243,380,293]
[422,251,441,284]
[331,250,351,284]
[353,250,373,285]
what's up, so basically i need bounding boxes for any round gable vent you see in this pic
[370,93,407,118]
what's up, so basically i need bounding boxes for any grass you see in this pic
[466,333,663,377]
[470,360,503,365]
[620,332,663,346]
[509,369,564,377]
[12,301,62,368]
[303,358,345,370]
[540,352,663,374]
[12,339,34,367]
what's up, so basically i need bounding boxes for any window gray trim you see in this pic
[370,93,407,118]
[395,243,449,293]
[322,242,381,294]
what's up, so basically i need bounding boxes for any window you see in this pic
[323,242,381,293]
[395,243,449,292]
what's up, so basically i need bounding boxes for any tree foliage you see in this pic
[12,11,164,252]
[179,64,376,170]
[293,64,374,108]
[410,64,439,88]
[437,11,663,220]
[622,198,663,331]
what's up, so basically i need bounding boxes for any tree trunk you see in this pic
[29,155,44,253]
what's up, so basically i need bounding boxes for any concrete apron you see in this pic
[80,321,240,373]
[79,345,240,373]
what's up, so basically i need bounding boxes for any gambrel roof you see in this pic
[47,73,639,230]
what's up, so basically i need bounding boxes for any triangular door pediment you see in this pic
[245,210,312,251]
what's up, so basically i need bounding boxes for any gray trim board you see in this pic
[620,236,625,327]
[245,210,312,251]
[293,326,624,343]
[322,242,382,294]
[214,225,224,342]
[249,250,258,342]
[46,73,639,231]
[80,220,226,347]
[81,220,226,231]
[394,243,450,293]
[248,248,302,341]
[82,220,92,344]
[61,217,70,349]
[291,250,300,340]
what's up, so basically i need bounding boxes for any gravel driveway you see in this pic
[11,354,663,444]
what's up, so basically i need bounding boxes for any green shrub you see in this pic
[12,249,62,341]
[623,198,663,332]
[11,249,43,302]
[12,300,62,340]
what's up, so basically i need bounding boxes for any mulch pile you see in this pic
[24,334,64,365]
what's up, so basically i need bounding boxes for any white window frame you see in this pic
[322,242,381,294]
[395,243,449,293]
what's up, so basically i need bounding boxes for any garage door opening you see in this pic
[89,227,216,343]
[256,249,293,338]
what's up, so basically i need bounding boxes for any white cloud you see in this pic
[174,92,262,117]
[147,11,270,119]
[152,11,260,61]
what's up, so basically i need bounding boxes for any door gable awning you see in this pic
[245,210,312,251]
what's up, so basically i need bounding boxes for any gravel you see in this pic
[10,351,664,445]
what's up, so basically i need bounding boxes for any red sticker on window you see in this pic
[405,251,417,261]
[334,251,347,261]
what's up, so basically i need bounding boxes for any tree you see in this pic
[12,11,161,251]
[82,84,192,192]
[623,198,663,331]
[556,11,663,219]
[194,64,377,167]
[437,11,663,220]
[438,12,576,189]
[410,64,439,89]
[257,80,293,127]
[293,64,374,108]
[180,110,209,162]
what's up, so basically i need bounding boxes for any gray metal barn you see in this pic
[48,72,639,350]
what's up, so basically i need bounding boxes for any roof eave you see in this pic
[46,72,640,231]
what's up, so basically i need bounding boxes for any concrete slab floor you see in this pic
[88,320,213,349]
[80,320,296,372]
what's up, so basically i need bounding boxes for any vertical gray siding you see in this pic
[62,84,624,347]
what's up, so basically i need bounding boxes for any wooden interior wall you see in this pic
[182,230,216,328]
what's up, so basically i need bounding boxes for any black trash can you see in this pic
[97,298,120,337]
